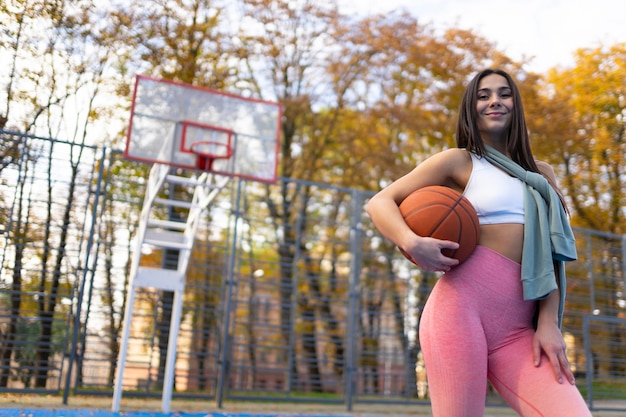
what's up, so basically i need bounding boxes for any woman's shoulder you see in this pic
[425,148,472,188]
[434,147,472,162]
[434,147,473,170]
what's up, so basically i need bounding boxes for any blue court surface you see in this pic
[0,412,359,417]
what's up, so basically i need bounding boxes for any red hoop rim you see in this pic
[190,141,233,171]
[189,141,233,159]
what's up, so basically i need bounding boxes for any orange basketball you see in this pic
[398,185,480,264]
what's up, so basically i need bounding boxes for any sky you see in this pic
[338,0,626,72]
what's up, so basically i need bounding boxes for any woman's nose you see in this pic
[489,95,502,106]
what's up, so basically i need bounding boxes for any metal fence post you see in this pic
[216,177,243,407]
[583,314,593,409]
[63,146,108,404]
[345,189,363,411]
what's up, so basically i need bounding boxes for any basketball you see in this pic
[398,185,480,264]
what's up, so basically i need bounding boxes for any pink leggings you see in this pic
[419,245,592,417]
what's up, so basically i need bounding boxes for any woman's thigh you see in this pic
[420,297,489,417]
[488,330,592,417]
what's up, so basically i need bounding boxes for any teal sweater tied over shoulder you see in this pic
[484,146,577,327]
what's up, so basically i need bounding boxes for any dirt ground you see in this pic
[0,393,625,417]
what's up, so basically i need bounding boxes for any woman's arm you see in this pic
[365,148,471,272]
[533,267,576,385]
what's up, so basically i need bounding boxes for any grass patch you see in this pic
[577,378,626,400]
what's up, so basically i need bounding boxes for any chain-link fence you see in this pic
[0,131,624,412]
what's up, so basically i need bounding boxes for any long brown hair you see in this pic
[456,68,569,211]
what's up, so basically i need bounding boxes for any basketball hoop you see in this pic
[190,141,233,171]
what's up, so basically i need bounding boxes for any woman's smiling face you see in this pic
[475,73,514,143]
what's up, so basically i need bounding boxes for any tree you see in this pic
[89,0,242,390]
[236,0,349,391]
[536,44,626,234]
[0,0,130,388]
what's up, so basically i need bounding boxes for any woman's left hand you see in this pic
[533,320,576,385]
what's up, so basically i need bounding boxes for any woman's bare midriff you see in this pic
[478,223,524,264]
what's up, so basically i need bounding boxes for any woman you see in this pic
[365,69,591,416]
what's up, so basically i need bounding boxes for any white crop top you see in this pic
[463,153,525,225]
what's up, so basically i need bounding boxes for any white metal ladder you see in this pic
[112,161,228,413]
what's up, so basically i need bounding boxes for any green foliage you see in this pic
[12,316,69,388]
[537,44,626,233]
